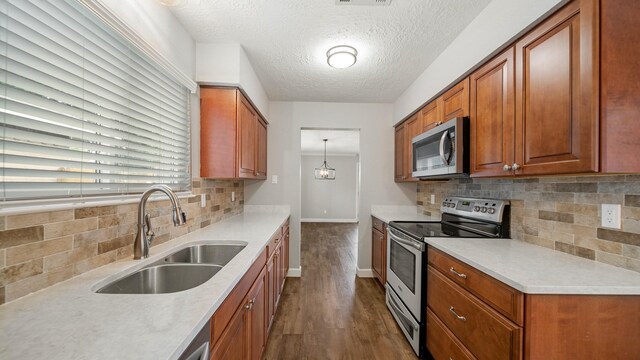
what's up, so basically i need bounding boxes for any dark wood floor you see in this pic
[263,222,419,360]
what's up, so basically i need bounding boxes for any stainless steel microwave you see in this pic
[411,117,469,179]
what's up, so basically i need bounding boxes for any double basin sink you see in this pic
[96,243,247,295]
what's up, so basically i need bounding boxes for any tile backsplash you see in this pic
[0,179,244,305]
[417,175,640,273]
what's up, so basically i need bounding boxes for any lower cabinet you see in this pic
[211,303,248,360]
[210,218,290,360]
[371,216,386,286]
[426,246,640,360]
[210,265,266,360]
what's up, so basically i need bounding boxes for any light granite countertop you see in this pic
[427,238,640,295]
[371,205,437,223]
[0,206,290,360]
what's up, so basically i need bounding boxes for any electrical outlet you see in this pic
[430,194,435,204]
[601,204,621,229]
[272,175,278,184]
[231,191,235,202]
[323,210,327,214]
[200,193,206,208]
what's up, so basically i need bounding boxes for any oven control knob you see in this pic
[488,208,496,214]
[480,207,488,213]
[442,202,446,207]
[473,206,480,212]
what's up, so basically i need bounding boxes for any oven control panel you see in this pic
[441,196,509,222]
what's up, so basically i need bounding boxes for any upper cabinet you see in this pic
[471,0,599,178]
[470,47,515,177]
[394,124,409,182]
[200,87,268,180]
[599,0,640,173]
[395,78,470,183]
[513,0,598,176]
[441,78,470,121]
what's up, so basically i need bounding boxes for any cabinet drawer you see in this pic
[428,247,523,325]
[427,308,477,360]
[372,217,385,232]
[427,266,522,360]
[266,230,282,258]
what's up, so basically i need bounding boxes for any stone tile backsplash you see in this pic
[417,175,640,273]
[0,179,244,305]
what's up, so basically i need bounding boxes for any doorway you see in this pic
[300,128,360,223]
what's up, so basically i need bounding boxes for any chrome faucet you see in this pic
[133,184,187,259]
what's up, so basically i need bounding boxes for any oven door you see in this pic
[386,226,424,320]
[386,283,421,356]
[412,117,467,178]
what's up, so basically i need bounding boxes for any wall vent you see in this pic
[335,0,392,6]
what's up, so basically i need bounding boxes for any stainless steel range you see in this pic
[385,196,510,357]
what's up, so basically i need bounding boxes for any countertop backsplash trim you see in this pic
[416,174,640,273]
[0,178,244,305]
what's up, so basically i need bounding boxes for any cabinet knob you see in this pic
[512,163,521,171]
[503,164,512,172]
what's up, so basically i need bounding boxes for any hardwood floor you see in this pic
[263,222,419,360]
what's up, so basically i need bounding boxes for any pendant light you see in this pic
[314,139,336,180]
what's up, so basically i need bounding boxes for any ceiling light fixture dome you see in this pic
[326,45,357,69]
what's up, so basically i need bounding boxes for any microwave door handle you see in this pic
[439,130,449,166]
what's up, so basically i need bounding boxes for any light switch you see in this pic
[200,193,206,208]
[430,194,435,204]
[231,191,235,202]
[272,175,278,184]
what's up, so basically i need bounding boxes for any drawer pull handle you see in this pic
[449,306,466,322]
[449,267,467,279]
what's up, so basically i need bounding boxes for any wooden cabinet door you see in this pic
[211,301,248,360]
[394,124,406,182]
[237,93,257,179]
[421,100,442,132]
[247,268,267,360]
[256,117,267,179]
[200,88,237,179]
[266,254,276,332]
[514,0,598,175]
[470,47,515,177]
[280,231,288,293]
[404,114,421,181]
[442,78,470,121]
[372,228,384,285]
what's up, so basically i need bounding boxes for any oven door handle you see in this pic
[386,285,420,332]
[387,227,425,252]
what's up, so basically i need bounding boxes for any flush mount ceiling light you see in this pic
[314,139,336,180]
[326,45,358,69]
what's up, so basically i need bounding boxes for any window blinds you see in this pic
[0,0,190,201]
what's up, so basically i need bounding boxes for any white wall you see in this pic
[244,102,416,273]
[301,155,358,221]
[196,43,270,117]
[101,0,195,79]
[392,0,566,123]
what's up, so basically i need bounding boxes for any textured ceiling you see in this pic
[169,0,491,102]
[301,129,360,156]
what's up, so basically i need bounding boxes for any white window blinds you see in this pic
[0,0,191,202]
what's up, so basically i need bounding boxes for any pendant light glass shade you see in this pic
[314,139,336,180]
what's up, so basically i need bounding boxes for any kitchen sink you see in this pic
[96,263,221,294]
[163,244,246,266]
[95,242,247,294]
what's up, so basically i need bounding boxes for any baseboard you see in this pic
[356,267,375,278]
[287,266,302,277]
[300,218,358,223]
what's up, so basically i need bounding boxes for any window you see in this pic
[0,0,191,202]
